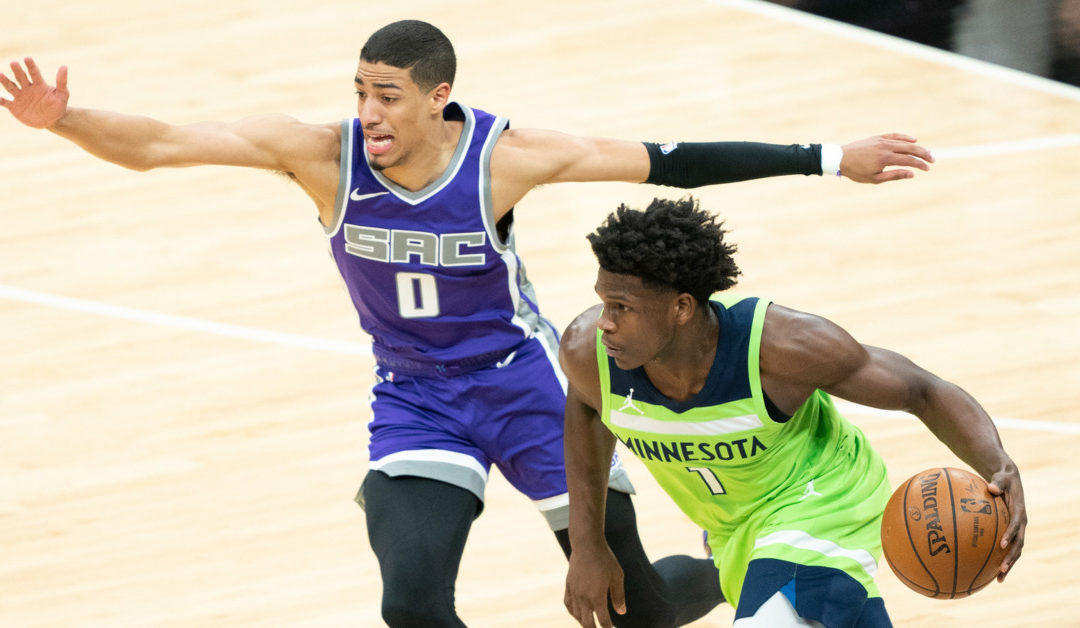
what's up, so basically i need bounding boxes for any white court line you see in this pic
[836,402,1080,436]
[1,283,1076,435]
[712,0,1080,103]
[0,284,371,356]
[933,134,1080,159]
[4,4,1078,430]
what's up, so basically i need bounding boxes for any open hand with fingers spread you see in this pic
[1,57,70,129]
[840,132,935,183]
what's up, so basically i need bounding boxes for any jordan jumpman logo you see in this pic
[618,388,644,414]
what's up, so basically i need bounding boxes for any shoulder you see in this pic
[495,126,561,147]
[760,303,867,384]
[560,305,603,393]
[289,119,344,155]
[560,305,602,365]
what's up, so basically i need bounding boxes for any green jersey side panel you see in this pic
[596,296,890,607]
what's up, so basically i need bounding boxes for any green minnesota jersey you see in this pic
[597,295,890,607]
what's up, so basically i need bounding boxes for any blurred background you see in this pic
[768,0,1080,85]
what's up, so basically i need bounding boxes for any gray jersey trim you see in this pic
[324,119,354,237]
[357,459,488,506]
[502,230,554,349]
[541,466,636,531]
[368,102,476,205]
[479,116,510,251]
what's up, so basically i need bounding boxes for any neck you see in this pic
[644,303,719,402]
[381,117,462,192]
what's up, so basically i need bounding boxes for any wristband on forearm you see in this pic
[643,141,828,188]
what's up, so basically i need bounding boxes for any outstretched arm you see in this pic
[490,126,933,212]
[759,304,1027,582]
[559,306,626,628]
[1,58,338,174]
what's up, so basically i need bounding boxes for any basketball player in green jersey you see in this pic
[558,196,1027,628]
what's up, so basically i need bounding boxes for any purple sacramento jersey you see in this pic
[324,102,633,529]
[325,102,551,371]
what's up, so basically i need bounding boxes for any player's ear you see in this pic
[673,293,696,326]
[429,82,451,112]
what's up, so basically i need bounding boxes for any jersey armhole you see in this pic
[324,118,355,237]
[595,326,612,422]
[747,298,774,424]
[481,116,511,250]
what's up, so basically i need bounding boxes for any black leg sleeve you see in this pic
[555,489,725,628]
[361,470,481,628]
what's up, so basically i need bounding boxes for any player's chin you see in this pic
[365,144,398,171]
[609,353,641,371]
[367,153,395,171]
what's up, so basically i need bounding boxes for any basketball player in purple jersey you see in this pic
[2,20,933,627]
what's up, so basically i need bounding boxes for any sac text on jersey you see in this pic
[343,225,487,267]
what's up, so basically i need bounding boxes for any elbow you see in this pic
[905,371,952,417]
[116,153,170,172]
[88,151,160,172]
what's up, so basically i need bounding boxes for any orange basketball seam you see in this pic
[943,468,960,599]
[900,474,940,595]
[966,488,1005,595]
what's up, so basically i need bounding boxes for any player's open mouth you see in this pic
[366,133,394,155]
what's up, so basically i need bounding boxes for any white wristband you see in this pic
[820,144,843,178]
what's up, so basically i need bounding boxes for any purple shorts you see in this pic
[362,334,632,529]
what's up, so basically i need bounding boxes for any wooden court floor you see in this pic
[2,0,1078,625]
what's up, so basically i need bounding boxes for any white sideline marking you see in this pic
[933,135,1080,159]
[835,401,1080,436]
[0,283,371,356]
[3,284,1076,435]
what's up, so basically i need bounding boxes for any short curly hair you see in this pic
[587,196,740,304]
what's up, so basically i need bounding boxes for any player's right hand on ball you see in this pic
[988,467,1027,582]
[0,57,70,129]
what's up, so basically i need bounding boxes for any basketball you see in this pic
[880,467,1009,599]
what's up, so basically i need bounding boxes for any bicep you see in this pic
[822,345,931,413]
[564,381,617,467]
[496,129,649,187]
[763,305,925,413]
[565,381,600,425]
[548,135,649,184]
[155,115,333,171]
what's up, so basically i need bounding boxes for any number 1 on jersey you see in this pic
[396,272,440,318]
[687,467,727,496]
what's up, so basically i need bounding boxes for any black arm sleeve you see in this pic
[643,141,823,188]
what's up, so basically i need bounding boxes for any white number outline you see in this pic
[686,467,727,496]
[395,272,440,318]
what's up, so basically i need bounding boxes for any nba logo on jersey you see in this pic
[660,141,679,155]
